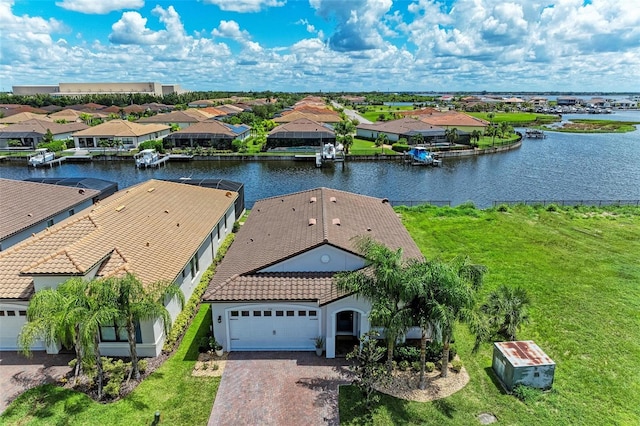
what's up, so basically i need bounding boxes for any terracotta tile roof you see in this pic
[0,119,88,136]
[357,117,444,134]
[420,111,488,128]
[0,179,99,242]
[397,108,437,117]
[167,120,249,138]
[48,109,87,120]
[0,180,237,299]
[204,188,423,303]
[274,111,341,123]
[71,120,169,137]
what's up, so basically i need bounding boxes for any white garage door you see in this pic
[0,305,44,351]
[228,306,320,351]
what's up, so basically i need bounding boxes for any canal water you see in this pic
[1,118,639,209]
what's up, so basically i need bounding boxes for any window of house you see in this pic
[224,213,228,231]
[286,311,294,317]
[275,311,284,317]
[216,225,221,241]
[253,311,261,316]
[100,321,142,343]
[230,311,239,317]
[298,311,307,316]
[189,255,199,278]
[19,310,27,316]
[7,310,15,316]
[68,209,75,217]
[241,311,250,317]
[47,219,54,227]
[263,311,272,316]
[309,311,317,317]
[0,311,5,316]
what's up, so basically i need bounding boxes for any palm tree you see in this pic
[375,133,389,153]
[336,237,414,371]
[470,130,482,147]
[480,285,530,341]
[487,112,496,146]
[333,119,356,154]
[102,273,184,379]
[444,127,459,146]
[498,122,511,139]
[408,257,485,379]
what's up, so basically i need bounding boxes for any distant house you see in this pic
[266,118,335,150]
[0,178,100,252]
[203,188,423,358]
[420,111,488,133]
[136,109,215,129]
[0,112,51,125]
[0,119,88,148]
[71,119,170,149]
[556,96,583,106]
[163,120,251,150]
[356,117,446,143]
[0,179,238,355]
[188,99,217,108]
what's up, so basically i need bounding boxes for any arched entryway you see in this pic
[334,309,361,357]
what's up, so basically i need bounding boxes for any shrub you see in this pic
[394,344,420,363]
[496,203,510,212]
[451,360,463,373]
[546,203,560,212]
[513,384,542,404]
[138,139,164,154]
[411,361,422,372]
[398,360,410,371]
[37,140,66,152]
[211,363,219,371]
[162,233,235,352]
[391,143,410,153]
[425,362,435,372]
[138,359,148,374]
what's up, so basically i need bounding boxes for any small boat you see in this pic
[406,146,440,166]
[28,148,55,167]
[134,149,160,168]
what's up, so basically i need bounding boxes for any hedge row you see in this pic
[162,233,236,353]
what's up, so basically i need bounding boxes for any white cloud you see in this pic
[202,0,285,13]
[212,20,263,52]
[56,0,144,15]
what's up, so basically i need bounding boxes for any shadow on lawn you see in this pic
[182,305,212,362]
[484,367,509,395]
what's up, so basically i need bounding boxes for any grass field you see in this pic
[0,306,220,425]
[340,203,640,425]
[467,112,560,125]
[540,119,640,133]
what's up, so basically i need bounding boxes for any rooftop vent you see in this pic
[330,197,337,203]
[115,205,126,212]
[382,198,389,204]
[147,188,155,193]
[27,213,33,217]
[310,197,316,203]
[309,218,316,226]
[226,191,232,197]
[332,218,341,226]
[78,189,85,195]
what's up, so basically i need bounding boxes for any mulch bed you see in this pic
[374,364,470,402]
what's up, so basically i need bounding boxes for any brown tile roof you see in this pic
[0,179,99,242]
[204,188,422,303]
[0,180,237,299]
[397,107,437,117]
[136,110,208,124]
[168,120,248,137]
[268,118,335,137]
[71,120,169,137]
[199,107,228,117]
[0,112,51,124]
[48,109,86,120]
[0,119,88,136]
[274,111,341,123]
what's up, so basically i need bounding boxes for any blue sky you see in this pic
[1,0,639,93]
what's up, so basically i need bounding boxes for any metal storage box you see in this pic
[492,340,555,391]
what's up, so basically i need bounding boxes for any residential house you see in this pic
[203,188,423,358]
[420,111,488,134]
[356,117,446,143]
[163,120,251,150]
[0,119,88,148]
[0,112,51,125]
[556,96,584,106]
[0,179,237,356]
[266,118,336,150]
[274,111,341,124]
[136,109,215,129]
[0,179,100,252]
[71,120,170,149]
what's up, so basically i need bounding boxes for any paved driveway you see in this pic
[0,351,72,414]
[208,352,352,426]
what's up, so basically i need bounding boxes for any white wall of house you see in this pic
[259,245,365,273]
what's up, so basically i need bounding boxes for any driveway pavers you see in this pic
[0,351,73,414]
[208,352,352,426]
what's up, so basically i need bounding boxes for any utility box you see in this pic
[492,341,555,392]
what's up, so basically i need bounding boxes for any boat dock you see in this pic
[139,155,170,168]
[525,129,547,139]
[32,157,66,168]
[168,154,194,162]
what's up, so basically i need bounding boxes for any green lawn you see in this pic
[1,305,220,425]
[350,138,397,155]
[467,112,559,125]
[359,105,415,123]
[340,203,640,425]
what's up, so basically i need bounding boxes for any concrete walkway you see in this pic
[208,352,352,426]
[0,351,73,414]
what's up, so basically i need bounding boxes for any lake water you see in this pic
[2,118,639,209]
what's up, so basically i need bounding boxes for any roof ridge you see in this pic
[321,188,329,243]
